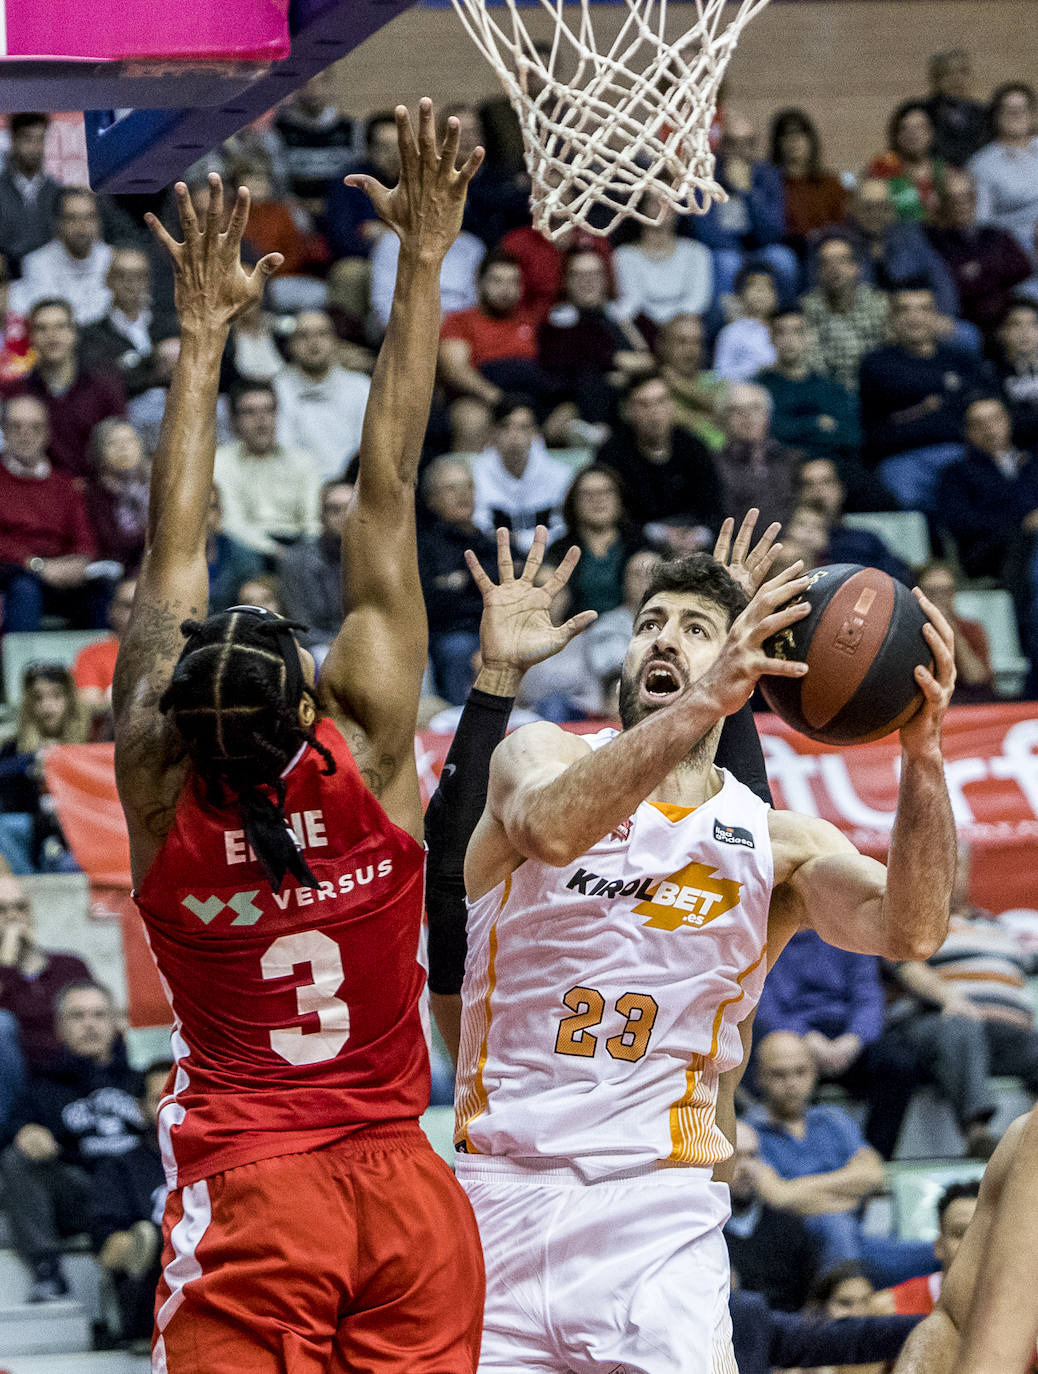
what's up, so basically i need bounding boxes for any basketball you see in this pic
[760,564,930,746]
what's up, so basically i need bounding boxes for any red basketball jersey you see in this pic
[890,1270,941,1315]
[135,717,430,1188]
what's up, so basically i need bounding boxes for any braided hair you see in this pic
[159,606,336,892]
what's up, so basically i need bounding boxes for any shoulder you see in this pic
[492,720,590,779]
[769,808,855,871]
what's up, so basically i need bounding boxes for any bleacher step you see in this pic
[0,1299,92,1358]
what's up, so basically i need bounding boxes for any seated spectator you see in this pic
[725,1119,819,1311]
[73,576,137,720]
[801,234,890,391]
[759,308,862,463]
[234,158,325,298]
[874,1180,980,1315]
[418,457,499,705]
[83,417,149,575]
[768,108,848,252]
[236,574,283,615]
[713,266,779,381]
[0,113,62,271]
[0,394,97,633]
[0,873,91,1070]
[804,1262,877,1319]
[3,297,125,479]
[934,395,1038,589]
[438,253,543,410]
[859,285,992,511]
[885,844,1038,1156]
[538,248,650,434]
[584,548,663,708]
[968,84,1038,272]
[754,922,917,1160]
[11,188,113,326]
[715,382,799,528]
[0,1004,25,1148]
[515,615,604,723]
[204,485,266,614]
[996,300,1038,449]
[730,1283,918,1374]
[501,219,614,327]
[922,49,988,168]
[323,109,400,262]
[0,980,145,1301]
[272,71,357,210]
[0,664,88,872]
[445,395,493,457]
[840,179,960,321]
[748,1030,936,1286]
[866,102,948,222]
[797,457,909,576]
[613,194,714,327]
[0,253,31,383]
[274,311,370,482]
[692,111,799,304]
[80,247,172,398]
[928,171,1034,335]
[654,313,727,451]
[470,396,572,552]
[88,1059,170,1347]
[213,382,323,560]
[545,464,649,617]
[915,560,996,702]
[222,297,287,389]
[278,478,353,662]
[370,222,484,333]
[597,371,722,535]
[445,103,530,250]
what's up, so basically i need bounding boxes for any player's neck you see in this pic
[647,758,723,810]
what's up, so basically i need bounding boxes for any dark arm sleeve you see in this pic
[768,1312,921,1368]
[715,703,772,806]
[424,688,515,996]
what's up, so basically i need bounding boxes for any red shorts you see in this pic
[153,1123,485,1374]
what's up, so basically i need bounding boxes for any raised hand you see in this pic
[145,174,282,332]
[899,587,957,758]
[713,508,784,599]
[465,526,597,681]
[344,99,484,265]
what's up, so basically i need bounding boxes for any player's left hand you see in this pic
[465,526,597,682]
[145,174,283,331]
[899,587,956,758]
[713,508,784,599]
[344,99,484,264]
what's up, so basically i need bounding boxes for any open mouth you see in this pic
[639,660,684,705]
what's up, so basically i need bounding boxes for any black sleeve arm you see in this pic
[715,702,772,806]
[768,1312,921,1368]
[425,688,515,996]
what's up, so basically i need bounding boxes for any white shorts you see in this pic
[456,1156,736,1374]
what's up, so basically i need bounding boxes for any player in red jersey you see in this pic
[111,101,486,1373]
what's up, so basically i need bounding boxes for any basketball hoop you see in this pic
[450,0,772,238]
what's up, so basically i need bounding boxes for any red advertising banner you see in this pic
[45,703,1038,1024]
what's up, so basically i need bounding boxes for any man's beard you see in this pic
[617,664,715,769]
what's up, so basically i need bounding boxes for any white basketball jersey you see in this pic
[455,728,773,1180]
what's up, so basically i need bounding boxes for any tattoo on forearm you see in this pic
[345,724,396,799]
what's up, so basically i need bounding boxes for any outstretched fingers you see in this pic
[519,525,548,583]
[730,507,761,567]
[395,103,420,186]
[439,114,461,179]
[558,609,598,644]
[173,181,199,241]
[225,184,252,254]
[144,209,181,260]
[463,547,495,596]
[495,526,516,582]
[541,543,582,600]
[417,97,438,172]
[457,143,486,186]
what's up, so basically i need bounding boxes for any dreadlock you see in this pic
[159,607,336,892]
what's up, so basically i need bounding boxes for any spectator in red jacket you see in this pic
[1,297,124,478]
[0,394,98,632]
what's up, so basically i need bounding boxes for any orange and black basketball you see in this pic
[761,564,930,746]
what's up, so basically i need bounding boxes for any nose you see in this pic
[652,620,683,656]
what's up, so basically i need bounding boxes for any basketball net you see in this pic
[450,0,771,238]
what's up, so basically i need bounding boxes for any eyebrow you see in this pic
[637,603,724,633]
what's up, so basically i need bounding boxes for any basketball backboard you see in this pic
[79,0,420,194]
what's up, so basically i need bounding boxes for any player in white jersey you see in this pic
[458,521,958,1374]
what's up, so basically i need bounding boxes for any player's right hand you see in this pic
[693,561,811,719]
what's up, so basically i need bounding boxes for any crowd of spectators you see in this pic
[0,47,1036,1355]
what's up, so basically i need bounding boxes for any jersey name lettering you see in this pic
[224,809,328,865]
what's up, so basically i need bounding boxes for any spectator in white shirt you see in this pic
[470,395,572,552]
[369,229,484,334]
[274,309,370,481]
[613,194,714,325]
[12,188,112,326]
[213,382,322,560]
[713,266,780,381]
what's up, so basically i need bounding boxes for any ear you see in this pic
[298,695,317,729]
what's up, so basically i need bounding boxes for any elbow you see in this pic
[886,928,946,963]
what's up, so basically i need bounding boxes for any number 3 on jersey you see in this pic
[260,929,351,1066]
[554,985,659,1062]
